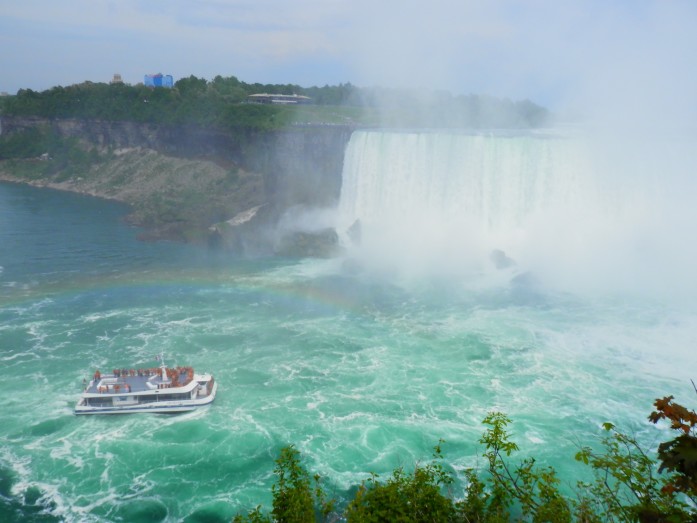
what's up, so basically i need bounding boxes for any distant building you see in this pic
[144,73,174,88]
[247,93,312,105]
[110,73,123,84]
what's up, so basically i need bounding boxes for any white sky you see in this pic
[1,0,696,115]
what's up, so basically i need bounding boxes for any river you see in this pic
[1,129,695,522]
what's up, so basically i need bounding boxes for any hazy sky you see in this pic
[1,0,696,113]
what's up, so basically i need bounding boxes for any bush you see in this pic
[346,441,455,522]
[234,445,334,523]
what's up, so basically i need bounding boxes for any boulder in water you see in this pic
[208,204,278,255]
[341,257,363,275]
[511,271,538,288]
[274,228,339,258]
[490,249,516,269]
[347,219,362,246]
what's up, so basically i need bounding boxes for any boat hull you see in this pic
[74,382,217,415]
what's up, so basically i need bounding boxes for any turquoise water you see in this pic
[1,146,696,522]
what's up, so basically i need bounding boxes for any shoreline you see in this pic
[0,148,265,243]
[0,173,129,204]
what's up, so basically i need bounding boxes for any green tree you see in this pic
[575,421,693,522]
[471,412,571,523]
[271,446,315,522]
[345,441,455,523]
[174,75,208,96]
[234,445,334,523]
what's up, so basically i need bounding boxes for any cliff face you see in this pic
[0,116,354,249]
[240,126,353,209]
[0,116,353,207]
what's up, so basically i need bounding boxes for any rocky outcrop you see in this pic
[274,228,340,258]
[243,126,353,209]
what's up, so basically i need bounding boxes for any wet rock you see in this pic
[490,249,516,269]
[347,219,362,245]
[274,228,339,258]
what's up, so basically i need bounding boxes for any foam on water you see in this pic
[3,264,693,519]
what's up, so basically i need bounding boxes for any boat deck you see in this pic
[86,367,196,395]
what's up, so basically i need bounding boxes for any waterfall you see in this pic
[336,129,695,295]
[339,131,601,232]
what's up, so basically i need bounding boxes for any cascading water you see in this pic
[339,131,595,234]
[337,129,691,296]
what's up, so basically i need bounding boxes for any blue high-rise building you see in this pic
[144,73,173,88]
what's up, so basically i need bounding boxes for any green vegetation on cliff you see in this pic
[0,127,105,179]
[0,79,360,130]
[234,395,697,522]
[0,128,264,243]
[0,75,550,129]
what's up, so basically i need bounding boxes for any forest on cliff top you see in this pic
[0,75,550,129]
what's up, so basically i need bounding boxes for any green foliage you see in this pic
[234,445,334,523]
[220,104,290,131]
[575,421,693,522]
[1,77,550,130]
[345,441,456,522]
[648,395,697,505]
[473,412,571,522]
[0,127,105,178]
[175,75,209,96]
[0,127,50,159]
[456,469,500,523]
[232,505,271,523]
[271,446,315,523]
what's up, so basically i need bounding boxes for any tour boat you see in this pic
[74,355,217,415]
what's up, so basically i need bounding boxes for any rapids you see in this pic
[1,130,695,522]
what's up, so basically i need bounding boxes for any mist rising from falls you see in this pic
[337,130,696,297]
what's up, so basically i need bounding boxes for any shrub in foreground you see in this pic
[234,395,697,522]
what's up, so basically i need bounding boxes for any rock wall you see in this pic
[240,126,354,209]
[0,115,354,210]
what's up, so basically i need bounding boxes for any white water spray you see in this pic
[337,129,697,297]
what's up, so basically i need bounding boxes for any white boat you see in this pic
[74,356,217,415]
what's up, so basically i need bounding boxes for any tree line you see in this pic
[234,395,697,522]
[0,75,550,130]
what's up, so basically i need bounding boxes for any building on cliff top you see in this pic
[144,73,174,88]
[247,93,312,105]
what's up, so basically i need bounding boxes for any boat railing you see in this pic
[86,366,200,395]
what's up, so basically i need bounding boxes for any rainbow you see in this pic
[0,260,367,316]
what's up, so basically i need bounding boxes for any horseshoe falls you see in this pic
[338,130,697,297]
[1,130,696,522]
